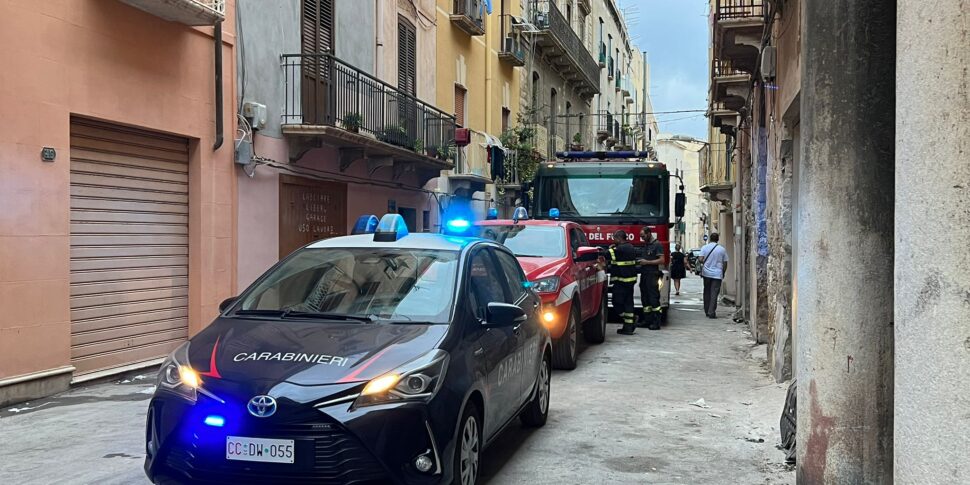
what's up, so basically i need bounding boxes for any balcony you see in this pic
[281,53,456,174]
[578,0,592,14]
[711,58,751,112]
[615,73,622,92]
[596,111,613,140]
[118,0,225,25]
[714,0,766,73]
[450,131,493,191]
[530,0,599,96]
[708,100,739,136]
[607,56,615,80]
[498,15,526,67]
[451,0,486,36]
[598,42,607,68]
[622,77,634,99]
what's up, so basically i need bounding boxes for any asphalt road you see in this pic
[0,277,793,484]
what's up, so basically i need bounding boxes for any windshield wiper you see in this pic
[283,311,378,323]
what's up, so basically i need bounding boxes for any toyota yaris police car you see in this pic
[144,214,552,485]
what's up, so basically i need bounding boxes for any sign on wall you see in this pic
[279,175,347,257]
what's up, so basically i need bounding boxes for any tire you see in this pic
[520,353,551,427]
[452,402,482,485]
[583,292,608,344]
[660,307,669,325]
[552,308,579,370]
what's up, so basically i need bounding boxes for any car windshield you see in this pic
[537,175,665,218]
[475,225,566,258]
[231,248,459,323]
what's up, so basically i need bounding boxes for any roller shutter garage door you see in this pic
[69,118,189,376]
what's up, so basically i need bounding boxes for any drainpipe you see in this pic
[641,50,646,151]
[212,20,224,151]
[375,0,383,78]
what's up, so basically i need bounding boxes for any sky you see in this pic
[618,0,710,141]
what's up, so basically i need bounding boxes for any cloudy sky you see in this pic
[618,0,710,140]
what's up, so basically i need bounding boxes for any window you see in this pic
[502,107,511,133]
[455,85,467,126]
[565,102,572,144]
[598,17,603,43]
[494,250,528,302]
[475,225,567,258]
[398,16,417,96]
[467,250,508,318]
[422,210,431,232]
[549,88,558,153]
[531,72,540,122]
[569,228,588,256]
[233,248,460,323]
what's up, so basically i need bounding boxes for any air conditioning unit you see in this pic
[242,101,268,131]
[760,46,777,80]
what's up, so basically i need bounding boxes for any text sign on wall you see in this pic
[279,175,347,257]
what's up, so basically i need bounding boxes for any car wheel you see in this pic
[661,306,668,325]
[520,353,551,427]
[552,308,578,370]
[583,291,608,344]
[452,403,481,485]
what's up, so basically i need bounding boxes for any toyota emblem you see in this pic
[247,395,277,418]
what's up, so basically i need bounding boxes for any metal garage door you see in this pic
[69,118,189,376]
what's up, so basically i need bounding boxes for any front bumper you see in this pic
[538,294,572,339]
[145,390,457,484]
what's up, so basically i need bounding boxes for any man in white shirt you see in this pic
[698,233,729,318]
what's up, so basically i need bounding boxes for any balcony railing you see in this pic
[598,42,607,67]
[615,73,622,91]
[498,14,526,66]
[282,53,455,156]
[118,0,225,25]
[712,57,747,77]
[530,0,599,94]
[608,56,615,79]
[715,0,766,21]
[452,0,486,36]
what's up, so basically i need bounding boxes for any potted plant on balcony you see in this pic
[342,112,362,133]
[378,124,408,147]
[413,138,424,154]
[570,132,585,151]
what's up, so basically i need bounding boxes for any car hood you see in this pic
[185,317,448,393]
[517,256,568,280]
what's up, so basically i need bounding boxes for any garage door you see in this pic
[69,118,189,376]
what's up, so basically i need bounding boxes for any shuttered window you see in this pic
[302,0,334,54]
[455,85,467,126]
[398,16,417,96]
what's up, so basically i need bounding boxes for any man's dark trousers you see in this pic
[612,281,636,328]
[702,276,722,317]
[639,275,661,329]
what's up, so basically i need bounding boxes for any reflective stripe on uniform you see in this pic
[643,306,663,313]
[614,276,638,283]
[613,261,636,266]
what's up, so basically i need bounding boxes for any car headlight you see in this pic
[157,342,199,402]
[354,350,449,407]
[531,276,561,294]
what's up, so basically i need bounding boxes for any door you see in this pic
[493,249,541,406]
[301,0,334,124]
[68,118,189,376]
[466,248,518,438]
[570,227,597,321]
[278,175,347,257]
[397,16,418,146]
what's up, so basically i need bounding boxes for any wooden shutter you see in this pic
[302,0,334,54]
[398,16,417,95]
[69,118,189,376]
[301,0,335,125]
[455,86,467,126]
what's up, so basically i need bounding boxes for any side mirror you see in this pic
[484,302,527,328]
[675,193,686,218]
[575,246,601,262]
[219,296,237,313]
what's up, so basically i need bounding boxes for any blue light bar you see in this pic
[446,219,470,230]
[486,208,499,220]
[351,215,379,235]
[554,151,650,159]
[512,207,529,223]
[204,415,225,427]
[374,213,409,242]
[549,208,560,219]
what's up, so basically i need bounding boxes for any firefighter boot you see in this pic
[617,322,636,335]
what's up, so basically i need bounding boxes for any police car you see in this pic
[144,214,552,485]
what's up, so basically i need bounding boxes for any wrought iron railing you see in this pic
[195,0,225,15]
[712,57,747,77]
[530,0,599,89]
[282,53,456,154]
[715,0,765,21]
[608,56,615,79]
[598,41,607,65]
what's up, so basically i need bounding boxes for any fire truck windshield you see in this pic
[536,175,666,219]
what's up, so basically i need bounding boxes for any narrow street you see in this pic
[0,277,793,485]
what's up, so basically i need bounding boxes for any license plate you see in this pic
[226,436,295,464]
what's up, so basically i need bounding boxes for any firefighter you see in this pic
[608,229,639,335]
[638,228,665,330]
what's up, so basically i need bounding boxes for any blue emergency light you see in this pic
[555,151,650,159]
[204,415,225,427]
[549,208,560,219]
[512,207,529,223]
[445,218,471,232]
[374,214,409,242]
[487,208,499,220]
[351,215,379,235]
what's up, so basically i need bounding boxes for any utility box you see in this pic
[242,101,268,131]
[760,46,777,80]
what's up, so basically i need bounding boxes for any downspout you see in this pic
[641,50,646,151]
[212,20,224,151]
[375,0,383,78]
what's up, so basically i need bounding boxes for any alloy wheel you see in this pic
[568,313,578,357]
[460,415,480,485]
[538,359,550,414]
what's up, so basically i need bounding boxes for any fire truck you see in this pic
[529,151,686,323]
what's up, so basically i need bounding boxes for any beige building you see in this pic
[656,134,707,249]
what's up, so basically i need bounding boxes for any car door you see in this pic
[465,247,519,439]
[570,226,596,321]
[493,247,541,407]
